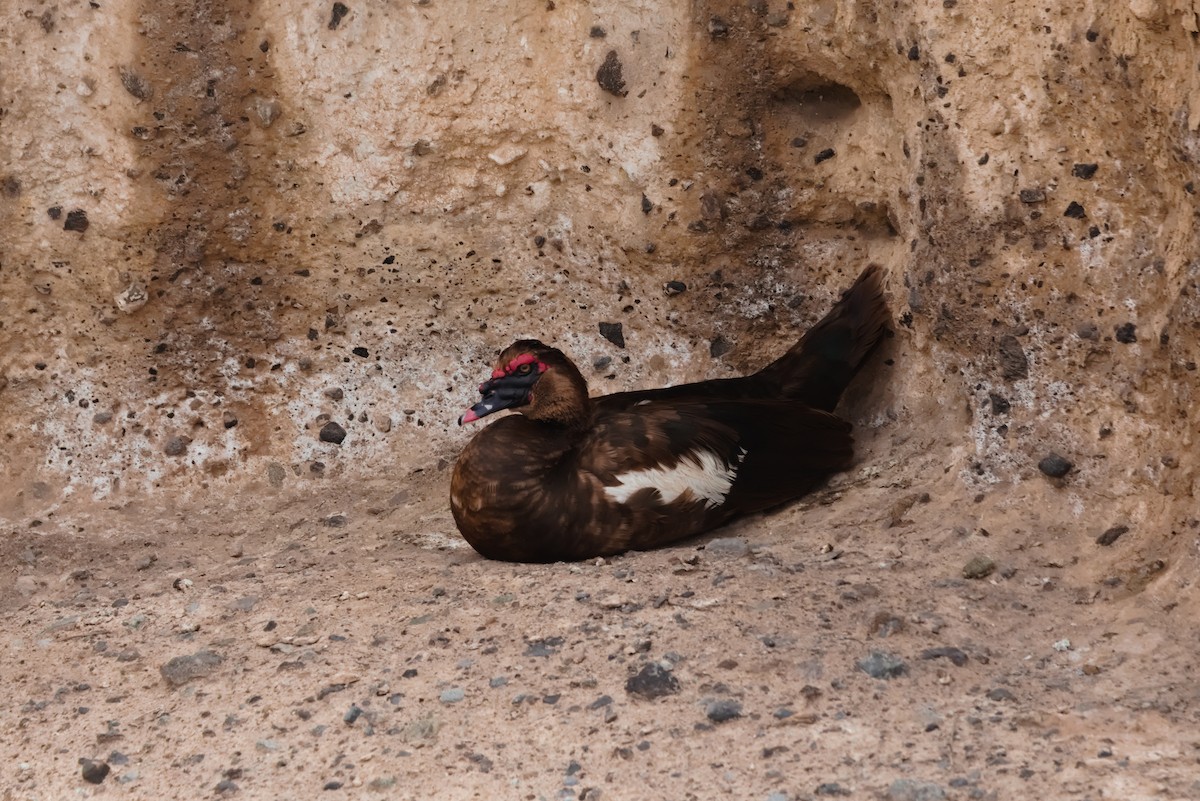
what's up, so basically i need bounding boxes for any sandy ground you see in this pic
[3,445,1198,801]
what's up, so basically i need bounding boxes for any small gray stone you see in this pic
[705,537,750,557]
[856,651,908,680]
[163,436,190,457]
[962,555,996,579]
[1096,525,1129,546]
[267,462,286,486]
[887,779,947,801]
[160,650,223,687]
[440,688,465,704]
[985,687,1016,702]
[705,698,742,722]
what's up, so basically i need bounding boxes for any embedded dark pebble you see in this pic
[1018,188,1045,203]
[352,346,369,357]
[705,698,742,722]
[160,649,223,687]
[64,209,89,232]
[324,780,344,790]
[48,205,62,220]
[1038,453,1073,477]
[817,782,851,796]
[1076,322,1100,340]
[599,322,625,348]
[708,15,730,39]
[791,136,808,148]
[596,50,627,97]
[1072,162,1099,179]
[163,436,190,457]
[80,758,110,784]
[625,663,680,699]
[1064,201,1086,219]
[962,555,996,579]
[319,421,347,444]
[651,123,664,137]
[325,387,344,400]
[1115,322,1137,343]
[592,356,612,371]
[920,646,969,667]
[977,153,989,165]
[986,687,1017,702]
[907,44,920,60]
[324,514,347,528]
[814,148,836,164]
[589,25,606,38]
[710,335,733,358]
[328,2,349,30]
[664,280,687,296]
[856,651,908,679]
[997,335,1028,380]
[216,778,238,793]
[988,392,1010,415]
[534,235,546,247]
[641,194,653,214]
[588,694,613,710]
[1097,524,1129,546]
[343,704,362,724]
[524,636,564,657]
[119,67,152,100]
[223,412,238,429]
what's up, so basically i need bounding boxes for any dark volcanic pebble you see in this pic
[856,651,908,680]
[986,687,1016,702]
[598,322,625,348]
[664,280,687,296]
[1038,453,1073,478]
[1018,187,1046,203]
[163,436,190,457]
[1096,524,1129,546]
[814,148,836,164]
[1072,163,1099,179]
[1064,201,1086,219]
[160,650,223,687]
[328,2,349,29]
[708,15,730,38]
[80,758,110,784]
[988,392,1010,414]
[709,335,733,358]
[997,335,1028,379]
[64,209,89,232]
[319,421,347,444]
[919,646,969,667]
[705,698,742,722]
[596,50,627,97]
[625,663,680,699]
[1115,322,1137,343]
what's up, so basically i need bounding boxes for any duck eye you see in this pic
[515,363,533,375]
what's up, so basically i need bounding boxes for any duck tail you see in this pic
[757,264,890,412]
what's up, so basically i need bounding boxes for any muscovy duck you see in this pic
[451,264,889,562]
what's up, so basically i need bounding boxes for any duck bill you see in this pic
[457,387,524,425]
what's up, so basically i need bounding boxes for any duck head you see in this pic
[458,339,590,428]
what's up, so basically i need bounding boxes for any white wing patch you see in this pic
[605,448,747,509]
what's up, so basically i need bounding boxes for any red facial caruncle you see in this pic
[490,351,548,380]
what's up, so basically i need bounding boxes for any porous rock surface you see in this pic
[1,1,1199,798]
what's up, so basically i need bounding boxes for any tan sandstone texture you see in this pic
[1,0,1199,799]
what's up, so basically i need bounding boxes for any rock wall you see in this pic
[2,0,1198,577]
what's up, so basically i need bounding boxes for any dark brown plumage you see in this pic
[451,265,890,562]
